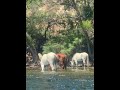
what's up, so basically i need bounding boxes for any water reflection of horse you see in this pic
[56,53,68,70]
[70,52,90,70]
[40,52,59,72]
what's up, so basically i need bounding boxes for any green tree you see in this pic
[26,0,94,64]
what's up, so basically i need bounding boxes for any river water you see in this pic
[26,68,94,90]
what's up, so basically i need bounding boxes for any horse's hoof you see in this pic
[41,71,44,72]
[51,71,56,73]
[83,69,86,71]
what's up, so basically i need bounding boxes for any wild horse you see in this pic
[70,52,90,70]
[56,53,68,70]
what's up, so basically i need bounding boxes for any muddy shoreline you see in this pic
[26,66,94,72]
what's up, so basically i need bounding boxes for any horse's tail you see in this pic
[53,54,58,71]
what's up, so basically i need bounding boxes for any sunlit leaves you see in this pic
[26,0,94,55]
[82,20,92,30]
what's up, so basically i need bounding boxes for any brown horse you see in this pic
[56,53,68,70]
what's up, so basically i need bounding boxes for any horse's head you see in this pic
[70,60,75,66]
[56,54,63,61]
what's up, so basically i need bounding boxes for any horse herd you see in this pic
[38,52,91,72]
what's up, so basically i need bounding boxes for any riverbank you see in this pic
[26,66,94,74]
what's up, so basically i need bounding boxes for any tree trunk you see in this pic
[29,47,39,64]
[84,0,87,6]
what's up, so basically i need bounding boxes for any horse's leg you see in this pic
[83,59,86,71]
[72,62,74,69]
[55,64,57,71]
[54,63,57,71]
[48,64,52,71]
[64,63,67,70]
[87,61,89,70]
[50,64,56,71]
[41,64,45,72]
[86,55,90,70]
[83,63,86,70]
[65,59,68,70]
[76,61,78,70]
[71,61,75,69]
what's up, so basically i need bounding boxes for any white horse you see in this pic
[70,52,90,70]
[36,53,43,66]
[40,52,58,72]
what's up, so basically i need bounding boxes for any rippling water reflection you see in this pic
[26,69,94,90]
